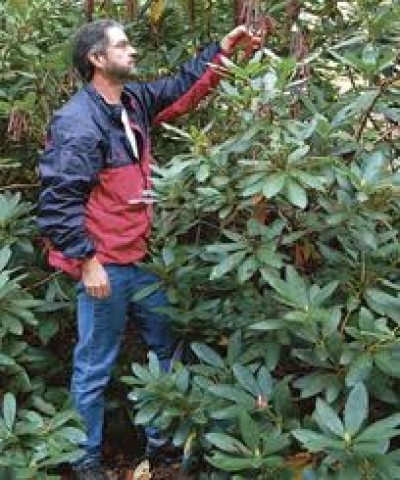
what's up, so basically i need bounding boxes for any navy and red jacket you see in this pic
[38,43,226,279]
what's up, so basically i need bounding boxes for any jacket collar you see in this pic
[84,84,125,124]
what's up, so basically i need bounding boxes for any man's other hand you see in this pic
[220,25,262,56]
[81,256,111,298]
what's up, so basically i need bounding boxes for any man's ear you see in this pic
[88,51,104,70]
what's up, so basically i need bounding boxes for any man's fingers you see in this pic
[236,25,248,34]
[98,283,110,298]
[96,285,107,298]
[103,281,111,298]
[86,282,111,299]
[81,257,111,298]
[86,285,100,298]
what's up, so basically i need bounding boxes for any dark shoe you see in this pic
[145,441,183,467]
[145,442,200,473]
[74,464,109,480]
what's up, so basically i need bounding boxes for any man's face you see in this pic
[100,26,138,81]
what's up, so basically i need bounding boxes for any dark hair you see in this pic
[72,19,123,82]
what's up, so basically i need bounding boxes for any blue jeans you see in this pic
[71,264,175,468]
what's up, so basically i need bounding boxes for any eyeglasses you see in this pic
[108,39,138,56]
[110,39,135,49]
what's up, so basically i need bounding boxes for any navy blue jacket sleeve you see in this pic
[37,115,102,259]
[127,42,224,125]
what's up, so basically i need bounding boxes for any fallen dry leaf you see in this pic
[131,459,151,480]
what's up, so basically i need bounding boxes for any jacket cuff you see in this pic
[61,240,96,260]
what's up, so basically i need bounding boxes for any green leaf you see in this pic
[0,247,11,271]
[232,364,260,396]
[207,451,269,472]
[172,419,192,446]
[0,354,17,367]
[135,403,160,425]
[361,151,385,183]
[337,464,362,480]
[31,396,56,416]
[310,281,339,306]
[211,405,241,420]
[295,171,325,190]
[205,432,250,454]
[345,354,373,387]
[239,412,259,452]
[57,426,86,444]
[356,413,400,442]
[196,163,210,182]
[332,90,379,126]
[227,331,242,365]
[220,80,240,96]
[264,342,281,371]
[38,318,59,344]
[292,429,343,452]
[353,440,389,455]
[237,256,258,283]
[51,410,78,428]
[365,289,400,322]
[286,179,308,209]
[287,266,309,305]
[19,44,41,56]
[262,430,290,455]
[362,44,377,67]
[210,251,247,280]
[132,282,162,302]
[344,383,368,436]
[208,385,254,406]
[288,145,310,164]
[273,378,293,417]
[374,350,400,378]
[131,363,152,382]
[37,450,84,468]
[191,342,225,368]
[249,319,286,331]
[315,398,344,437]
[294,373,329,399]
[263,173,286,198]
[175,367,190,393]
[160,247,175,268]
[257,367,273,396]
[263,266,308,309]
[148,351,161,377]
[3,393,16,431]
[255,247,283,268]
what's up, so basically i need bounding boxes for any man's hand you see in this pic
[81,256,111,299]
[220,25,262,56]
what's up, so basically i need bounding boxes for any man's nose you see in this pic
[129,46,138,57]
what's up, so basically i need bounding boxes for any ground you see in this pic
[47,320,198,480]
[60,464,195,480]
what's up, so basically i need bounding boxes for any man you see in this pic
[38,18,260,480]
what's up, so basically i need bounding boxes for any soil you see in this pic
[54,392,199,480]
[57,435,197,480]
[59,464,195,480]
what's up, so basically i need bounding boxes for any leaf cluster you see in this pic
[126,1,400,478]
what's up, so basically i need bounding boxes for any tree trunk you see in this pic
[205,0,212,38]
[85,0,95,22]
[126,0,139,20]
[234,0,245,26]
[188,0,195,31]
